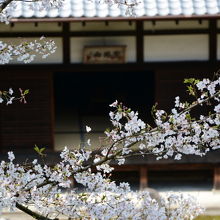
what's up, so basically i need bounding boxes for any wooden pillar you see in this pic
[62,22,70,64]
[209,19,217,63]
[139,166,148,190]
[214,166,220,190]
[136,21,144,64]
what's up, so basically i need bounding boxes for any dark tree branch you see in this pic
[16,203,59,220]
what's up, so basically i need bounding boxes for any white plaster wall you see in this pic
[144,34,209,61]
[70,36,136,63]
[0,37,63,64]
[70,21,135,31]
[0,22,62,32]
[144,20,209,30]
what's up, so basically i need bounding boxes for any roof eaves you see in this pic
[10,14,220,23]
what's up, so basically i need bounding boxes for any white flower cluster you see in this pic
[0,151,203,220]
[0,88,14,105]
[162,193,204,220]
[0,37,57,64]
[0,88,28,104]
[105,76,220,161]
[196,77,220,102]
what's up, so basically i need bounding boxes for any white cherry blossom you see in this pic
[0,38,57,64]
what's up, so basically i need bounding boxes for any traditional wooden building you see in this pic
[0,0,220,191]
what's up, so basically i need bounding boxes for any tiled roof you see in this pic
[10,0,220,19]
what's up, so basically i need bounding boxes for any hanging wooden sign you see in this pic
[83,45,126,64]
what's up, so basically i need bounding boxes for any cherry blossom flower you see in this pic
[86,126,92,133]
[0,38,57,64]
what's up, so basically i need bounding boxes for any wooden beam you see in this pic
[113,165,139,171]
[0,32,62,37]
[143,29,209,35]
[70,30,136,37]
[0,29,209,38]
[0,61,217,73]
[113,164,215,171]
[139,166,148,190]
[214,166,220,190]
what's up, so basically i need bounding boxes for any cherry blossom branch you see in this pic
[0,76,218,220]
[177,90,220,116]
[0,0,13,13]
[0,37,57,64]
[16,203,57,220]
[0,88,28,104]
[25,86,220,191]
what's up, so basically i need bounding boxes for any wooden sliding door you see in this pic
[0,71,54,152]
